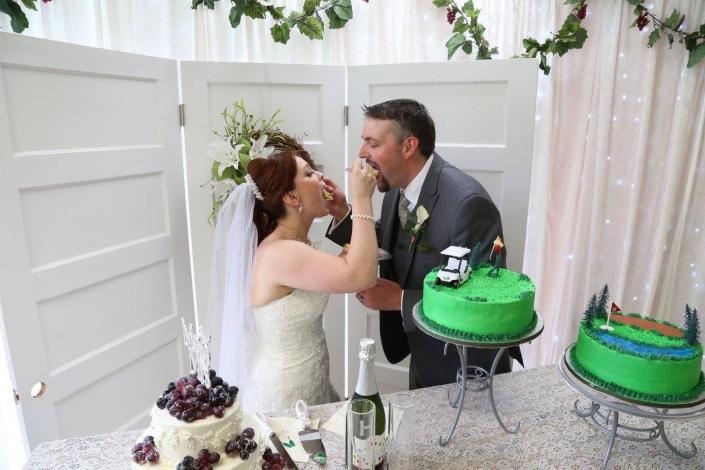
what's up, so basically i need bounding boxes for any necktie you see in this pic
[398,191,411,230]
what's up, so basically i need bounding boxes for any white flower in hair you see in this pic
[208,140,245,177]
[250,134,274,160]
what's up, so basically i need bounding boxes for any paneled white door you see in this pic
[347,59,539,392]
[180,62,347,397]
[0,33,194,448]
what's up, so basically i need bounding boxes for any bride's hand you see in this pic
[350,158,376,202]
[322,175,349,221]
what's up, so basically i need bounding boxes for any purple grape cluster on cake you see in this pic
[176,448,220,470]
[155,369,239,422]
[132,435,159,465]
[260,447,290,469]
[224,427,258,461]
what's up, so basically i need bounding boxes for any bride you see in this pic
[208,147,377,414]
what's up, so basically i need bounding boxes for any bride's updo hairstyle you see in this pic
[247,133,317,244]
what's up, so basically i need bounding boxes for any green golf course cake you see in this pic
[419,241,537,341]
[572,285,704,403]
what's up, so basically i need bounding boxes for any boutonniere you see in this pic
[408,205,429,252]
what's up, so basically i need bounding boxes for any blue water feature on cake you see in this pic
[594,331,694,358]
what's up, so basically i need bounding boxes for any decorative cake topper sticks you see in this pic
[181,318,212,388]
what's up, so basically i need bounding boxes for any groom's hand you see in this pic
[356,278,402,311]
[322,176,348,222]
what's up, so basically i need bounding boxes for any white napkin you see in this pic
[266,416,320,464]
[320,400,403,436]
[320,399,350,435]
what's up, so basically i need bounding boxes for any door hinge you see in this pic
[343,105,349,126]
[178,104,185,127]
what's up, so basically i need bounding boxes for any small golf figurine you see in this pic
[487,236,504,278]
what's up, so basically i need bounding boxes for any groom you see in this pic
[325,99,522,389]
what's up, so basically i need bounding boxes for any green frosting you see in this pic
[570,347,705,403]
[574,322,704,401]
[591,317,688,349]
[419,307,538,342]
[422,266,535,336]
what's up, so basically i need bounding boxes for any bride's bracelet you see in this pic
[351,214,375,222]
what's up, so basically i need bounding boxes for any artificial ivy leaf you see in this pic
[453,18,469,34]
[687,41,705,68]
[333,0,352,20]
[303,0,320,16]
[271,23,290,43]
[204,0,216,9]
[0,0,29,32]
[462,40,473,54]
[647,29,660,48]
[626,0,644,5]
[325,7,348,29]
[667,33,674,49]
[266,5,285,20]
[523,38,540,50]
[685,36,697,51]
[445,33,466,59]
[539,53,551,75]
[432,0,452,6]
[229,4,244,28]
[663,9,680,30]
[490,46,499,55]
[461,1,474,17]
[477,44,491,60]
[700,24,705,35]
[244,1,267,20]
[191,0,203,9]
[20,0,37,11]
[297,15,324,40]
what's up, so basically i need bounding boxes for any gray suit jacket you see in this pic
[327,154,522,378]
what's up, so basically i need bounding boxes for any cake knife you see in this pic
[255,413,299,470]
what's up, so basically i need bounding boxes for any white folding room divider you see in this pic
[0,33,195,448]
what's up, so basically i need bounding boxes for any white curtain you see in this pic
[1,1,704,463]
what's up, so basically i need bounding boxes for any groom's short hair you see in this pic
[362,99,435,158]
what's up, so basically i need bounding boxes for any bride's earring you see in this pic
[298,202,304,214]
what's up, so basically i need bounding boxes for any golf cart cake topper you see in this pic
[435,246,472,288]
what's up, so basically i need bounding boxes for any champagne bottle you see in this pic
[350,338,386,470]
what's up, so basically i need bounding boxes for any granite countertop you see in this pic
[25,365,705,469]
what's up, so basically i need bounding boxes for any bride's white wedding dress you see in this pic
[242,288,341,414]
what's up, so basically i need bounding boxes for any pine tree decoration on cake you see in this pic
[596,284,610,319]
[684,304,702,346]
[469,241,483,270]
[583,294,598,328]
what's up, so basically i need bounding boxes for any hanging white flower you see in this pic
[211,178,236,200]
[208,140,244,177]
[249,134,274,160]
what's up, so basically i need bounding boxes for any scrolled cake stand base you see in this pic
[412,303,544,446]
[559,344,705,470]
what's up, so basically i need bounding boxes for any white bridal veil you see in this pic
[207,183,258,393]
